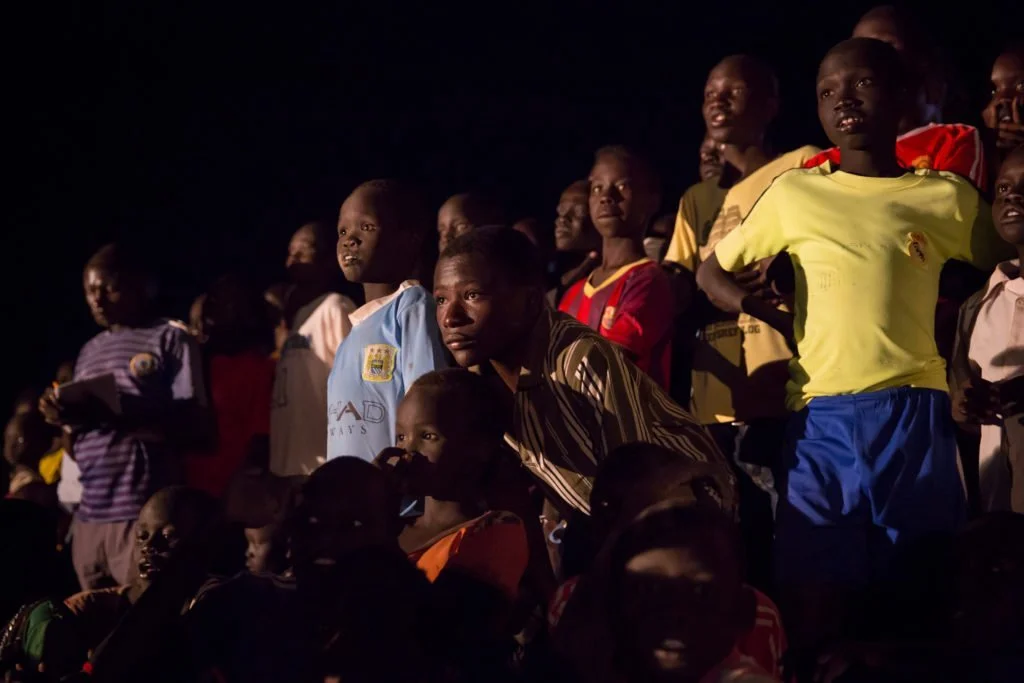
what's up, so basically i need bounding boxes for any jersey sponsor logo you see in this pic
[129,352,159,378]
[362,344,396,382]
[909,154,933,170]
[600,306,616,330]
[328,399,387,438]
[906,232,928,266]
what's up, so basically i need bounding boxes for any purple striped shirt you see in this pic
[72,320,205,522]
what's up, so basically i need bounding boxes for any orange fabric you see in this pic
[409,511,528,597]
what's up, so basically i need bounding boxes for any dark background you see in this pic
[5,0,1021,409]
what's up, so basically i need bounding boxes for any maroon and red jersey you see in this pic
[558,258,674,390]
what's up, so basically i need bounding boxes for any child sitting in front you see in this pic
[377,368,528,598]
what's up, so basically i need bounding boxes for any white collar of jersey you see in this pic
[348,280,420,328]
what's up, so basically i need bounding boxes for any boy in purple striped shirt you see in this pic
[39,244,210,589]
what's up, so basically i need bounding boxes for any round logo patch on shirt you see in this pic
[906,232,928,266]
[129,352,159,378]
[600,306,617,330]
[362,344,396,382]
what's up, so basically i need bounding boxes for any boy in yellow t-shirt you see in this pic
[665,55,819,428]
[664,53,819,588]
[698,38,1001,645]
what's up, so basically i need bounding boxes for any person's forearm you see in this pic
[695,253,747,314]
[697,253,794,343]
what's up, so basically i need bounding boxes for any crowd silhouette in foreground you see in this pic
[2,5,1023,683]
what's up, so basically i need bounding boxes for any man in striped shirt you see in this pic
[433,227,729,516]
[39,244,209,589]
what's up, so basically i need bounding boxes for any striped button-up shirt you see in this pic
[503,308,729,515]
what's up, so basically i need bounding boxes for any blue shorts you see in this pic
[774,387,966,585]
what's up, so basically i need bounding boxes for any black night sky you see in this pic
[5,0,1021,409]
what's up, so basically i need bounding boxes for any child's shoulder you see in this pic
[394,282,434,311]
[321,292,357,315]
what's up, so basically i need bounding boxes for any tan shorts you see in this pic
[71,517,138,590]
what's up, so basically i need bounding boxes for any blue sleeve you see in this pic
[397,288,449,388]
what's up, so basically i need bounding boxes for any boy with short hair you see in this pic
[270,222,356,476]
[559,146,675,390]
[805,5,989,190]
[607,503,778,683]
[328,180,448,462]
[434,227,728,517]
[697,38,1005,644]
[552,180,600,303]
[437,192,506,253]
[950,146,1024,513]
[38,243,209,590]
[664,54,818,430]
[378,369,529,598]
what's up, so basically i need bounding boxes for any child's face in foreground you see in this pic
[394,385,487,500]
[993,148,1024,246]
[337,187,413,285]
[616,531,743,683]
[589,153,658,240]
[135,495,203,585]
[817,45,901,151]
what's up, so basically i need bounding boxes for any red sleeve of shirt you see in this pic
[928,123,987,190]
[601,264,674,358]
[558,280,585,316]
[803,147,840,169]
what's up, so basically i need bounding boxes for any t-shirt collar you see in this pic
[348,280,419,328]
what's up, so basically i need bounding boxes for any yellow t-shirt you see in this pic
[38,448,64,485]
[664,146,820,423]
[715,165,1000,411]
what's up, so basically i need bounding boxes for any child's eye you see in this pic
[996,182,1010,195]
[465,291,480,301]
[616,182,628,192]
[421,431,439,441]
[856,77,874,88]
[361,223,376,231]
[434,295,446,305]
[396,434,406,443]
[703,90,715,101]
[819,88,833,101]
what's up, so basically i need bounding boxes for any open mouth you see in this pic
[836,111,866,133]
[340,254,362,267]
[1001,205,1023,223]
[707,110,731,127]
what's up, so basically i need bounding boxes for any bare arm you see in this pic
[696,253,795,347]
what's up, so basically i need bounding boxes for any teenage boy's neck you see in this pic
[838,143,903,178]
[107,314,152,332]
[363,282,404,303]
[1015,244,1024,267]
[718,141,771,185]
[490,310,541,391]
[601,235,646,270]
